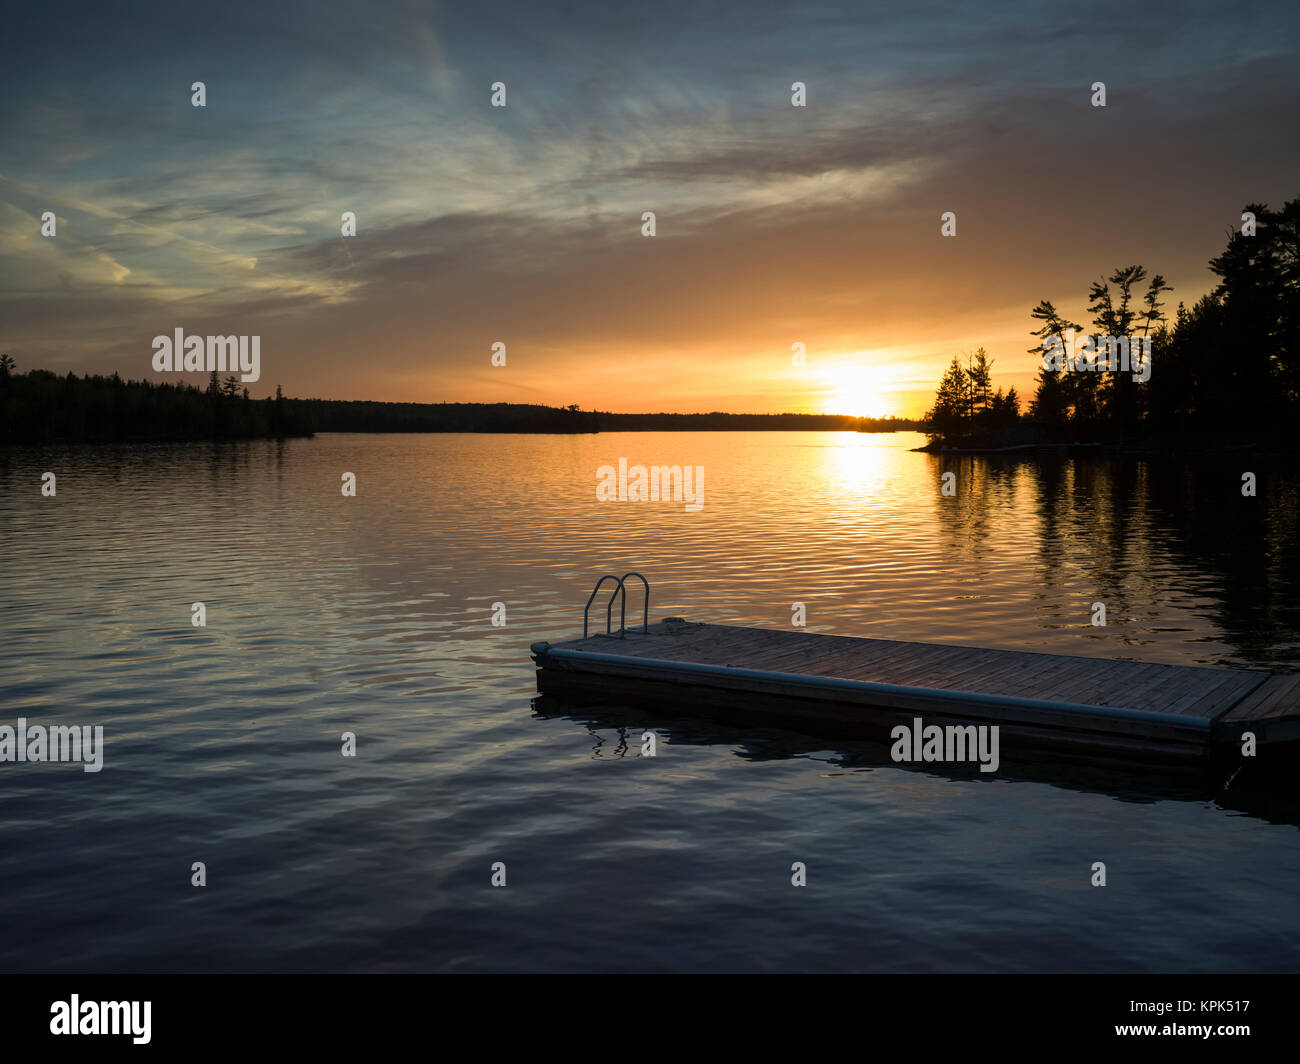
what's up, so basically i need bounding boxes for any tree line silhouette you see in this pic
[0,366,309,443]
[924,195,1300,448]
[0,359,920,443]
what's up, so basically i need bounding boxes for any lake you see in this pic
[2,430,1298,972]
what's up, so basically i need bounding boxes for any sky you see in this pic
[3,0,1300,417]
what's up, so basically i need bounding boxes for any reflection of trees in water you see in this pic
[926,451,1018,559]
[926,452,1300,667]
[1032,458,1160,632]
[1142,462,1300,668]
[926,453,1153,624]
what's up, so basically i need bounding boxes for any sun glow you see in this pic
[824,366,891,419]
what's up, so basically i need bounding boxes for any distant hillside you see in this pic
[592,411,920,432]
[292,399,919,433]
[287,396,598,434]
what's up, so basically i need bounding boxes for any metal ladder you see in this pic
[583,572,650,638]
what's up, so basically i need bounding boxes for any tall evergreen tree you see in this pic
[967,348,993,416]
[1028,300,1079,427]
[925,356,971,439]
[1089,265,1168,428]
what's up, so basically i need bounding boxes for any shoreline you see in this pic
[913,439,1296,459]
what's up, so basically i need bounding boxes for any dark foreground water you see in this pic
[2,431,1299,972]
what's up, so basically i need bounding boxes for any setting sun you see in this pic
[824,367,891,418]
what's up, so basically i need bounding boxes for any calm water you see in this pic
[2,430,1299,972]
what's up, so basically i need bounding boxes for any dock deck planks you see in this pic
[532,619,1299,761]
[1222,674,1300,722]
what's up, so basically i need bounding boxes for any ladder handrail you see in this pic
[619,572,650,635]
[582,573,650,638]
[583,574,625,639]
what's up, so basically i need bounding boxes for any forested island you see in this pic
[0,363,919,443]
[918,195,1300,453]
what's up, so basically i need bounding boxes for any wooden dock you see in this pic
[531,620,1300,764]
